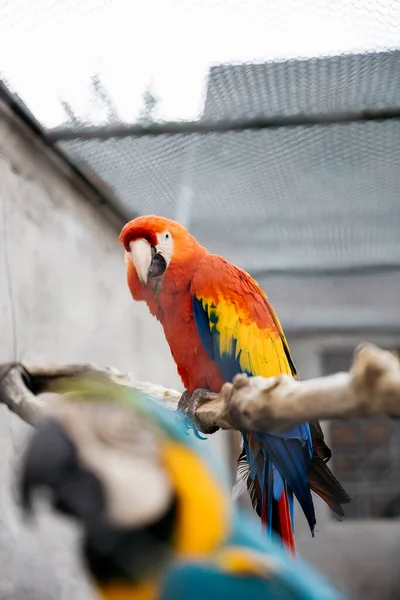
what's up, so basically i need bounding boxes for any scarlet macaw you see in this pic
[119,215,350,553]
[20,378,347,600]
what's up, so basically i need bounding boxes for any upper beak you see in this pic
[20,418,105,522]
[129,239,153,287]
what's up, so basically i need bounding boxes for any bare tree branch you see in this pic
[0,362,182,426]
[0,364,47,424]
[0,343,400,431]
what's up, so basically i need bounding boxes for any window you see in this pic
[321,347,400,519]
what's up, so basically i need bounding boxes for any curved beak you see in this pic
[129,239,153,287]
[20,418,105,522]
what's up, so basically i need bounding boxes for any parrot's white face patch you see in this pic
[156,230,173,268]
[128,232,173,286]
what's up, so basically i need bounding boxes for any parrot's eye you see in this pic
[165,232,170,240]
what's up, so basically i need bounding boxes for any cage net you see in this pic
[1,2,400,276]
[56,51,400,276]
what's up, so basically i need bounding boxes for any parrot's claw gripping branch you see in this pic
[0,344,400,431]
[178,389,220,435]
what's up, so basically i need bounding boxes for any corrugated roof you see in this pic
[204,50,400,118]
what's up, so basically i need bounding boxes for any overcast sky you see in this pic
[0,0,399,127]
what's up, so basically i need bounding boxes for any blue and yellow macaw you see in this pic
[20,378,347,600]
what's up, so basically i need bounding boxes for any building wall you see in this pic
[0,101,229,600]
[257,272,400,334]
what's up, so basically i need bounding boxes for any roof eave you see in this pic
[0,80,135,229]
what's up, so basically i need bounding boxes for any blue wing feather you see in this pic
[192,296,215,361]
[193,296,252,380]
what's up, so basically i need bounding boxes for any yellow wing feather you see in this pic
[192,255,295,380]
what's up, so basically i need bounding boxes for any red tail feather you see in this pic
[278,490,296,555]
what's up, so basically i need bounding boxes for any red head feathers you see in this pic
[119,215,208,301]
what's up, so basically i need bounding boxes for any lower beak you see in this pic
[129,239,152,287]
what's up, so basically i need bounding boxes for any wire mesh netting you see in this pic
[60,122,400,275]
[1,2,400,295]
[55,50,400,275]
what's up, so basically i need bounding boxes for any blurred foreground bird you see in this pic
[19,379,347,600]
[119,215,350,553]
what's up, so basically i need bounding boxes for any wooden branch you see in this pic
[0,343,400,432]
[0,364,47,424]
[198,342,400,433]
[22,361,182,409]
[0,362,182,427]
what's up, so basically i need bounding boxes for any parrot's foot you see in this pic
[178,389,220,436]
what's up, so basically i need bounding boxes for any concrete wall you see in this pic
[0,100,229,600]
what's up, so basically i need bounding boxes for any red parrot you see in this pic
[119,215,350,554]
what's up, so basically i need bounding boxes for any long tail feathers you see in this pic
[277,487,296,555]
[308,454,351,518]
[235,441,351,552]
[233,422,351,557]
[309,421,351,518]
[237,450,296,554]
[261,461,268,529]
[266,458,295,555]
[235,453,351,537]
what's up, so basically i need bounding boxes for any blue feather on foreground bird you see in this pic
[19,378,348,600]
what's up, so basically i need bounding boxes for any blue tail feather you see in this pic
[252,422,316,535]
[242,423,316,537]
[287,487,295,534]
[267,459,273,534]
[272,464,284,501]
